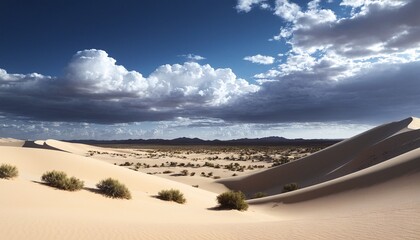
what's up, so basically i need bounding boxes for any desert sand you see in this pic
[1,117,420,239]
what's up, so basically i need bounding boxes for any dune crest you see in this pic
[407,116,420,130]
[219,117,420,195]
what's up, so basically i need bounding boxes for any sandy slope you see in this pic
[0,138,25,147]
[1,117,420,239]
[0,146,279,240]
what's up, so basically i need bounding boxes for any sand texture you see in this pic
[1,117,420,239]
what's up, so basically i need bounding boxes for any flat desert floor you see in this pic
[1,117,420,239]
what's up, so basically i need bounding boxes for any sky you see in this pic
[0,0,419,140]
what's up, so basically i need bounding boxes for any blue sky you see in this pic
[0,0,419,140]
[0,0,283,80]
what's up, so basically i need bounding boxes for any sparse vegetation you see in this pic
[283,182,299,193]
[96,178,132,199]
[41,170,84,191]
[0,164,18,179]
[180,169,189,176]
[157,189,186,204]
[252,192,267,199]
[216,191,248,211]
[93,143,331,181]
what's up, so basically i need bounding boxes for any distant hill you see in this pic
[67,136,341,146]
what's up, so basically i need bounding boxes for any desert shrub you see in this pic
[180,169,189,176]
[190,172,196,176]
[163,170,173,174]
[41,170,84,191]
[213,176,221,179]
[283,182,299,193]
[96,178,132,199]
[216,191,248,211]
[157,189,186,204]
[252,192,267,199]
[65,176,84,190]
[0,164,18,179]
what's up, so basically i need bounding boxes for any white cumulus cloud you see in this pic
[244,54,275,65]
[274,0,301,21]
[65,49,258,107]
[180,54,206,61]
[236,0,268,12]
[64,49,148,96]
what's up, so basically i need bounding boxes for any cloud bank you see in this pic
[0,49,259,123]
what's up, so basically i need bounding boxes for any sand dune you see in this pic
[1,117,420,239]
[219,117,420,195]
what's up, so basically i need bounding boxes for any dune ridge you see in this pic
[219,117,420,195]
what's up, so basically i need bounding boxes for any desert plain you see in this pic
[1,117,420,239]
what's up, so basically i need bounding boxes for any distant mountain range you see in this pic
[68,136,341,146]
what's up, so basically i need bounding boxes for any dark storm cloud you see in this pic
[218,0,420,124]
[218,61,420,124]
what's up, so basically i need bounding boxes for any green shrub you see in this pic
[96,178,132,199]
[283,183,299,193]
[41,170,84,191]
[0,164,18,179]
[252,192,267,199]
[157,189,186,204]
[216,191,248,211]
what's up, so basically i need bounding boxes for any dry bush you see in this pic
[96,178,132,199]
[157,189,186,204]
[216,191,248,211]
[0,164,18,179]
[283,183,299,193]
[41,170,84,191]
